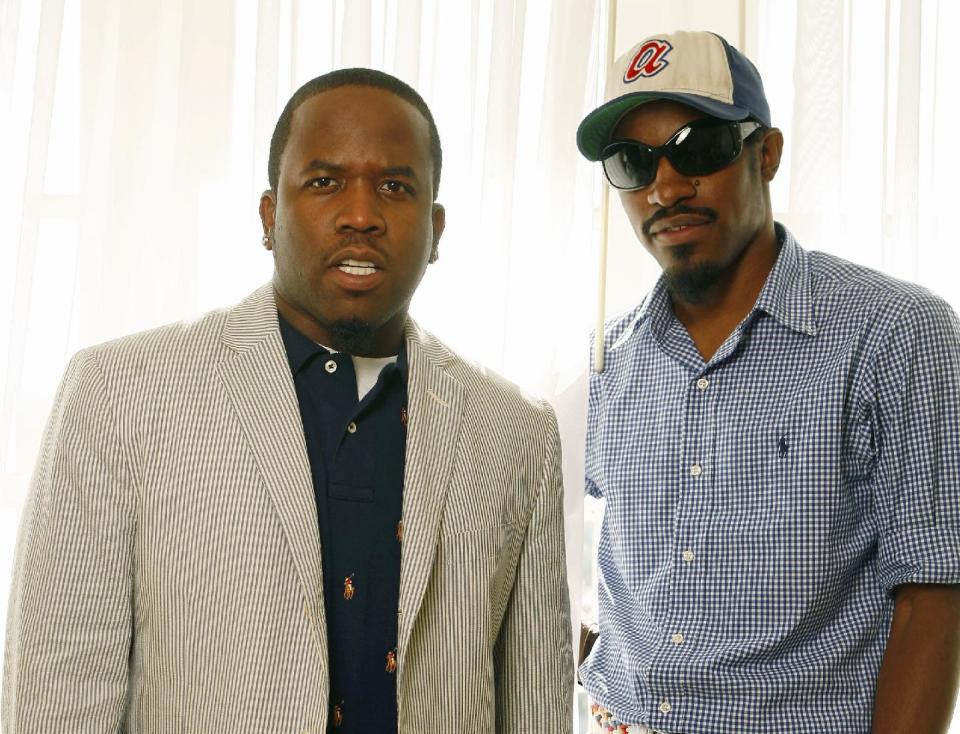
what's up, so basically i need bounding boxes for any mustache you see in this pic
[336,233,380,249]
[642,204,718,237]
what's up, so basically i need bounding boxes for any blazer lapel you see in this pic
[397,320,464,654]
[215,285,327,640]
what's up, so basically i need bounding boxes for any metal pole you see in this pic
[594,0,617,373]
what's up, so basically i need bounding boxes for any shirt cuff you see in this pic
[876,525,960,592]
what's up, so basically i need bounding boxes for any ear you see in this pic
[429,203,445,264]
[758,128,784,182]
[259,189,277,249]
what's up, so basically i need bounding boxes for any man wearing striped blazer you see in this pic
[3,69,573,733]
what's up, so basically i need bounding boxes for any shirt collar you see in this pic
[752,223,817,336]
[277,310,410,382]
[278,311,329,374]
[626,222,817,342]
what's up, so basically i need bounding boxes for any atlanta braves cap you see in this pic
[577,30,771,161]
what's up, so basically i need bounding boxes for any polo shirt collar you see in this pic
[278,312,329,374]
[277,311,409,381]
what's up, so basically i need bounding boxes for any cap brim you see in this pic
[576,92,753,161]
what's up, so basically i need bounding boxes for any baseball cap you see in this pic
[577,30,771,161]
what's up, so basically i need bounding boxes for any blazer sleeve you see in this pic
[493,404,574,733]
[3,349,135,732]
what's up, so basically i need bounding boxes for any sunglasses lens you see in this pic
[670,123,741,177]
[602,143,656,189]
[600,121,749,189]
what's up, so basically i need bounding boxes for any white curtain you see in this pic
[0,3,606,725]
[756,0,959,312]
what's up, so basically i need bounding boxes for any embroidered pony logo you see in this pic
[624,39,673,82]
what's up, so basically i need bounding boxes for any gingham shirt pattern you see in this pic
[2,284,573,733]
[579,225,960,733]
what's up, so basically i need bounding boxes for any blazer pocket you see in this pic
[438,524,515,566]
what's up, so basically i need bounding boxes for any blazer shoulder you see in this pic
[79,304,231,369]
[419,330,557,430]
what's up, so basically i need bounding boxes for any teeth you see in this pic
[337,258,377,276]
[338,265,376,276]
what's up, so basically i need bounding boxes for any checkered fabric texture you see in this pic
[580,225,960,733]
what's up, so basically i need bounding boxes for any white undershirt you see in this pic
[351,354,398,401]
[316,342,398,401]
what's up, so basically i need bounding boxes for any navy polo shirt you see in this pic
[278,314,407,733]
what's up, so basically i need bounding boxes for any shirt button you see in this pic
[682,549,695,563]
[671,632,684,644]
[324,359,337,373]
[696,377,709,390]
[690,463,702,477]
[346,421,357,434]
[659,700,672,714]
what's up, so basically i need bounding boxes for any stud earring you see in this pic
[693,179,701,187]
[262,232,272,249]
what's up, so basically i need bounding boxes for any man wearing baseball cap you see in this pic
[577,30,960,733]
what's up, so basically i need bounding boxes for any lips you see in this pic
[649,215,713,237]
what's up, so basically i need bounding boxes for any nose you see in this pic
[645,155,698,209]
[335,182,386,234]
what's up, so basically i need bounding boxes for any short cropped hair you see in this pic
[267,68,443,199]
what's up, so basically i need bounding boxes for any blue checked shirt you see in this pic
[579,225,960,733]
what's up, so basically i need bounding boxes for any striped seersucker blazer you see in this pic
[2,284,573,733]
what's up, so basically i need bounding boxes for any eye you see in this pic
[306,177,337,190]
[380,180,413,196]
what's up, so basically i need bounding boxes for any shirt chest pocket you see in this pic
[721,380,864,533]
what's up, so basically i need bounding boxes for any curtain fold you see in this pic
[760,0,958,313]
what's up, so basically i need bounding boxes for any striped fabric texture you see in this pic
[2,284,573,733]
[580,225,960,733]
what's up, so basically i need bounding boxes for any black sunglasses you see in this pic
[600,119,762,190]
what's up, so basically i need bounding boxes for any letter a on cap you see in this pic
[624,40,673,82]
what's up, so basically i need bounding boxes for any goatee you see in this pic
[328,317,376,354]
[663,261,727,306]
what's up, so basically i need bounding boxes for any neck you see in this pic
[273,288,404,357]
[671,222,779,359]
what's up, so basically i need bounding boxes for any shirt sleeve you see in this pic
[2,348,135,729]
[872,291,960,592]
